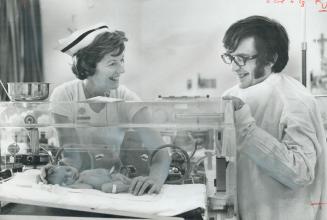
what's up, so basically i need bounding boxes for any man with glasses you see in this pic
[222,16,326,220]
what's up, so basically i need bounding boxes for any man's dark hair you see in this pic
[72,31,127,80]
[223,15,289,73]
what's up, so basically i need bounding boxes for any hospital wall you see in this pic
[40,0,324,100]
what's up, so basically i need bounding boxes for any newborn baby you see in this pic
[37,164,131,193]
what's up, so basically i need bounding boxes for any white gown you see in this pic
[224,73,327,220]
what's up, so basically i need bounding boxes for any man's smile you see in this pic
[237,72,249,80]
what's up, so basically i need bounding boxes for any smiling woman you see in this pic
[48,23,170,196]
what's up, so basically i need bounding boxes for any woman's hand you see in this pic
[223,95,245,111]
[129,176,162,196]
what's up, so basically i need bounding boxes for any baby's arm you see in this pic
[68,177,93,189]
[101,180,129,193]
[101,173,131,193]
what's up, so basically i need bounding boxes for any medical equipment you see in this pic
[7,82,50,101]
[0,98,237,219]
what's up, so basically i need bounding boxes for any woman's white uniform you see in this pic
[50,79,141,170]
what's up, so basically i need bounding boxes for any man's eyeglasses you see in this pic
[221,53,258,66]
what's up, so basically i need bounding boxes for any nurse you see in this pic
[49,23,170,196]
[221,16,327,219]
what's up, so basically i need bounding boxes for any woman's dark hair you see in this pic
[72,31,128,80]
[223,15,289,73]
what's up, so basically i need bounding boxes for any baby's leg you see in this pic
[69,183,93,189]
[101,181,129,193]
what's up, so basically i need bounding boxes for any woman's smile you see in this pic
[109,75,120,82]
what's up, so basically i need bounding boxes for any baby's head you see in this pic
[39,164,79,186]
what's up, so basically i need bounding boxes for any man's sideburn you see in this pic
[254,59,267,79]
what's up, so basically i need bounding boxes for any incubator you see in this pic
[0,98,237,220]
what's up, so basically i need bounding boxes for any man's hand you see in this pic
[223,95,245,111]
[129,176,162,196]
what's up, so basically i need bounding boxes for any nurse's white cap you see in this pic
[58,23,110,56]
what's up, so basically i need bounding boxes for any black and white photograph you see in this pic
[0,0,327,219]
